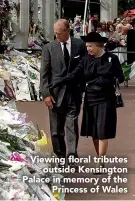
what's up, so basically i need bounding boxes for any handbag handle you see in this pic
[114,78,121,95]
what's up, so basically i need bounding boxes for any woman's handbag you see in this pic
[115,79,124,108]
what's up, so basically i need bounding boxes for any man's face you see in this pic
[94,15,98,21]
[54,24,70,42]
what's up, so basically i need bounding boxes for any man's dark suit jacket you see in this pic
[40,37,87,107]
[127,29,135,64]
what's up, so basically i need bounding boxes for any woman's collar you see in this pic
[94,50,105,58]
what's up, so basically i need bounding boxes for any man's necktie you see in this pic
[63,42,70,68]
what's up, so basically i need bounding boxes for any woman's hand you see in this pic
[47,79,65,90]
[95,77,116,86]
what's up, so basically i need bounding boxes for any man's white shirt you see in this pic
[60,37,71,56]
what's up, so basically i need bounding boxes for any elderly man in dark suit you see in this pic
[40,19,87,167]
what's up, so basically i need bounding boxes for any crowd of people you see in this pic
[71,13,132,44]
[69,14,135,87]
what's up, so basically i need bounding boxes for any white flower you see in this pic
[109,57,112,62]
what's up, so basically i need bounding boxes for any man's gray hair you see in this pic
[55,19,70,29]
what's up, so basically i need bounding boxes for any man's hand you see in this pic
[44,96,55,109]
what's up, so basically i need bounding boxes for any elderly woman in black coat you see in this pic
[49,32,124,169]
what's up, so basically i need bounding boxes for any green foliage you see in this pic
[118,0,135,15]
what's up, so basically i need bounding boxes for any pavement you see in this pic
[16,82,135,200]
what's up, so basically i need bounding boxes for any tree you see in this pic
[118,0,135,16]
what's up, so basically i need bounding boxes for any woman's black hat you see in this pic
[81,32,108,43]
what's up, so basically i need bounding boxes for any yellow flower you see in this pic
[53,190,60,200]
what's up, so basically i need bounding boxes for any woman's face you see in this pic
[102,24,106,29]
[117,26,123,33]
[109,25,114,32]
[121,27,128,35]
[126,24,132,30]
[86,42,102,55]
[97,27,101,33]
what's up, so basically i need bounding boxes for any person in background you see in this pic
[121,19,127,26]
[101,21,107,37]
[113,18,117,24]
[119,26,129,87]
[120,26,128,46]
[91,13,99,32]
[126,16,131,24]
[127,19,135,65]
[70,29,74,37]
[116,18,121,24]
[49,32,124,171]
[116,24,123,34]
[107,24,120,44]
[101,21,107,32]
[74,25,81,38]
[69,19,74,37]
[97,23,107,37]
[40,19,87,169]
[131,15,135,20]
[125,23,132,30]
[96,23,102,34]
[106,21,113,32]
